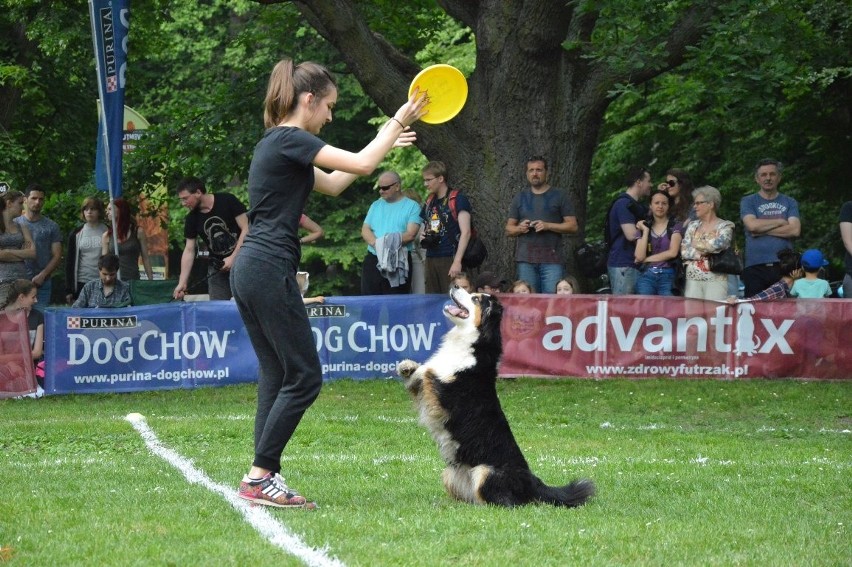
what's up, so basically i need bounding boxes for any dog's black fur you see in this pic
[397,287,595,507]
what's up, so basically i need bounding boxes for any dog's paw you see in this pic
[397,359,419,378]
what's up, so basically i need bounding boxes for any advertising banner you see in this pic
[307,295,446,379]
[499,295,852,380]
[42,295,852,395]
[0,311,38,399]
[44,296,448,395]
[45,302,257,394]
[90,0,130,198]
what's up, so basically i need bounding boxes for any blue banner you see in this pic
[308,295,447,379]
[90,0,130,198]
[43,296,450,395]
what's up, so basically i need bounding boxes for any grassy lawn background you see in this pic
[2,378,849,566]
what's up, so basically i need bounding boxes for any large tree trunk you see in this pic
[268,0,715,278]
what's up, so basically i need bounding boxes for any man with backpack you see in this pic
[419,161,472,294]
[505,155,578,293]
[606,166,651,295]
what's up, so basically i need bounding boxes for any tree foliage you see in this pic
[1,0,849,294]
[590,0,852,271]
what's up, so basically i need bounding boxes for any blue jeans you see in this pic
[34,280,51,312]
[516,262,563,294]
[608,266,639,295]
[636,267,676,296]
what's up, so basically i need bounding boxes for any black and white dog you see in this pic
[397,287,595,507]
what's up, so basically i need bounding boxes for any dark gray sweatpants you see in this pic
[231,249,322,473]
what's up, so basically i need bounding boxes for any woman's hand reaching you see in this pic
[393,126,418,148]
[395,87,429,127]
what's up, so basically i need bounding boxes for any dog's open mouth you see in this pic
[444,294,469,319]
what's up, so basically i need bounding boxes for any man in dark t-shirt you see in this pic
[505,156,578,293]
[173,177,248,300]
[840,200,852,298]
[418,161,472,294]
[606,166,651,295]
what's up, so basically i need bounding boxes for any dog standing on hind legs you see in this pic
[397,286,595,507]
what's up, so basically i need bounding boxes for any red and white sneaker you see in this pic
[238,472,316,509]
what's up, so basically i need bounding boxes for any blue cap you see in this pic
[800,249,828,270]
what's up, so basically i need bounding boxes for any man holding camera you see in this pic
[419,161,472,294]
[360,171,422,295]
[505,155,578,293]
[173,176,248,301]
[606,166,652,295]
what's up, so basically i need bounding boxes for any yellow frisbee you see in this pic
[408,64,468,124]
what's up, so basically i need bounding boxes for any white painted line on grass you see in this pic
[125,412,344,567]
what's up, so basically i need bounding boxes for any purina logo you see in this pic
[306,304,347,319]
[67,316,138,330]
[98,6,118,92]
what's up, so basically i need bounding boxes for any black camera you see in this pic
[421,232,440,249]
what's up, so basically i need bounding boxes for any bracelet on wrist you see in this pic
[391,117,405,129]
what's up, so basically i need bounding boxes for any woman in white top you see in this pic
[680,185,735,301]
[65,196,108,303]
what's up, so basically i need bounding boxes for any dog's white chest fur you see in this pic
[426,326,478,382]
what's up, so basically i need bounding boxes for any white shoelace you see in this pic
[273,473,301,496]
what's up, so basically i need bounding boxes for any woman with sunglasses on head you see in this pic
[658,168,694,223]
[634,190,684,296]
[231,58,426,509]
[680,185,735,301]
[65,197,108,304]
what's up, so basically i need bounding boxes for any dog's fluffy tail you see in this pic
[537,478,596,507]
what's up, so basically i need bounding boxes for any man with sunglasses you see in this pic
[360,171,422,295]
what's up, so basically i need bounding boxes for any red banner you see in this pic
[499,295,851,380]
[0,311,38,398]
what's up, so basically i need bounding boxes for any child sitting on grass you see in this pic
[790,249,831,298]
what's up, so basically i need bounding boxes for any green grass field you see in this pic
[2,378,850,566]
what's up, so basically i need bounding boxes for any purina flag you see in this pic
[90,0,130,198]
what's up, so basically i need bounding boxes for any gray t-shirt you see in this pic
[78,224,107,284]
[508,187,575,264]
[15,215,62,277]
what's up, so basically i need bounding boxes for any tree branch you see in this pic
[630,3,720,85]
[437,0,479,29]
[291,1,420,113]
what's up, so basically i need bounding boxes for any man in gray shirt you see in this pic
[15,184,63,311]
[505,156,578,293]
